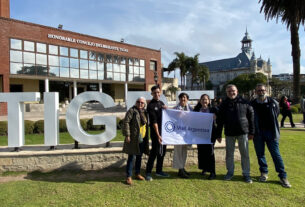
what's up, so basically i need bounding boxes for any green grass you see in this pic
[0,130,125,146]
[0,128,304,206]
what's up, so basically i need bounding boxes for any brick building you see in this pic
[0,0,162,115]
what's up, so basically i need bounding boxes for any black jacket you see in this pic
[216,96,254,137]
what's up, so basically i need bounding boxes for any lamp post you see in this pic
[154,71,158,85]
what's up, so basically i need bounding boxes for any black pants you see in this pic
[197,144,215,173]
[281,110,295,127]
[146,137,167,174]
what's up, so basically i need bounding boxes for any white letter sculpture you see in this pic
[44,92,59,146]
[66,92,116,145]
[0,92,40,147]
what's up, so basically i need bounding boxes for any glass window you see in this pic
[36,54,47,65]
[134,66,139,74]
[24,41,34,52]
[106,63,112,71]
[49,45,58,55]
[80,50,88,59]
[70,69,79,78]
[120,74,126,81]
[89,70,97,79]
[11,39,22,50]
[48,55,59,66]
[37,66,48,76]
[98,71,104,80]
[60,57,69,67]
[10,62,23,74]
[129,58,133,65]
[80,59,88,69]
[150,60,156,70]
[37,43,46,53]
[49,66,59,77]
[140,59,145,67]
[106,55,112,63]
[97,53,104,62]
[113,56,119,63]
[134,58,139,66]
[70,58,79,68]
[10,50,22,62]
[107,72,113,80]
[70,48,78,58]
[60,47,68,56]
[120,57,126,65]
[80,70,88,79]
[120,65,126,73]
[128,74,133,82]
[89,61,97,70]
[140,74,145,79]
[89,51,96,60]
[113,73,120,81]
[129,66,133,74]
[60,67,69,77]
[140,67,145,75]
[24,52,35,64]
[113,64,120,72]
[97,62,104,71]
[23,64,36,75]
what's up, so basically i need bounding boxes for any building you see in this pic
[186,30,272,93]
[0,0,162,115]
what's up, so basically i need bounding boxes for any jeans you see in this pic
[253,130,287,179]
[226,134,250,177]
[126,142,144,177]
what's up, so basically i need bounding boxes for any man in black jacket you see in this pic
[216,84,254,183]
[251,84,291,188]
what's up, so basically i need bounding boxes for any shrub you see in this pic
[290,106,298,114]
[59,119,67,132]
[24,120,35,134]
[87,118,104,130]
[0,121,8,136]
[292,104,301,113]
[80,119,88,131]
[34,120,44,134]
[116,117,123,129]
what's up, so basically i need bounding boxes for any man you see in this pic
[300,94,305,126]
[216,84,254,183]
[251,84,291,188]
[145,85,169,181]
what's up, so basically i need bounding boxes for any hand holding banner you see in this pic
[162,109,213,145]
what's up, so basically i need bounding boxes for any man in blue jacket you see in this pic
[251,84,291,188]
[216,84,254,183]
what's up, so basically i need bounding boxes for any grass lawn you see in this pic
[0,128,304,206]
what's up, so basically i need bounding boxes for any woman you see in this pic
[122,97,149,185]
[280,96,295,128]
[173,92,192,178]
[194,94,221,180]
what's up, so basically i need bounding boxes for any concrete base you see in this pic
[0,141,240,172]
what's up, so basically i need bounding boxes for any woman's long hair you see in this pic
[194,94,210,111]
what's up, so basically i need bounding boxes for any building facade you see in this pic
[0,0,162,115]
[186,30,272,93]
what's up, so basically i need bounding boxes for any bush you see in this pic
[0,121,8,136]
[116,117,123,129]
[59,119,67,132]
[292,104,301,113]
[34,120,44,134]
[87,118,104,130]
[24,120,35,134]
[290,106,299,114]
[80,119,88,131]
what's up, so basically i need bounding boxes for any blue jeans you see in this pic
[226,134,250,177]
[126,142,144,177]
[253,130,287,178]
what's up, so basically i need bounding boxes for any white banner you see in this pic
[162,109,213,145]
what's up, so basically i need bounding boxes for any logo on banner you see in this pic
[164,121,175,133]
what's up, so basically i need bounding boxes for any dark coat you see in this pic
[216,96,255,137]
[122,106,149,155]
[251,97,280,140]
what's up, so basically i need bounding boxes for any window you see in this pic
[150,60,157,71]
[11,39,22,50]
[24,41,34,52]
[129,58,145,82]
[37,43,46,53]
[49,45,58,55]
[60,47,68,56]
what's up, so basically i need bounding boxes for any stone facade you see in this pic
[0,142,240,172]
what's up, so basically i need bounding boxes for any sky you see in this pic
[10,0,305,79]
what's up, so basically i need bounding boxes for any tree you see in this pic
[167,52,188,89]
[259,0,305,103]
[185,54,200,90]
[196,64,210,89]
[269,77,291,98]
[166,85,179,101]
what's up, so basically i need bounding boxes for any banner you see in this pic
[162,109,213,145]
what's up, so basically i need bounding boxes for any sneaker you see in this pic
[224,173,233,181]
[259,173,268,182]
[208,173,216,180]
[145,174,153,181]
[178,169,189,179]
[156,171,170,177]
[244,176,253,184]
[280,178,291,188]
[126,177,132,185]
[135,174,145,181]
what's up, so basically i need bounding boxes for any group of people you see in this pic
[122,84,291,188]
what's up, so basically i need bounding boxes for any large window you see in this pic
[9,38,146,82]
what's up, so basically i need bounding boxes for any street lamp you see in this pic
[154,71,158,85]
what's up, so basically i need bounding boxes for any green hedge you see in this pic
[87,118,105,130]
[59,119,67,132]
[0,121,8,136]
[34,120,44,134]
[290,106,299,114]
[24,120,35,134]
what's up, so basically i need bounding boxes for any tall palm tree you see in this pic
[197,64,210,89]
[167,52,188,89]
[186,54,200,90]
[259,0,305,102]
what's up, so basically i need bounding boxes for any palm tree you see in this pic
[197,64,210,89]
[167,52,188,89]
[186,54,200,90]
[259,0,305,102]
